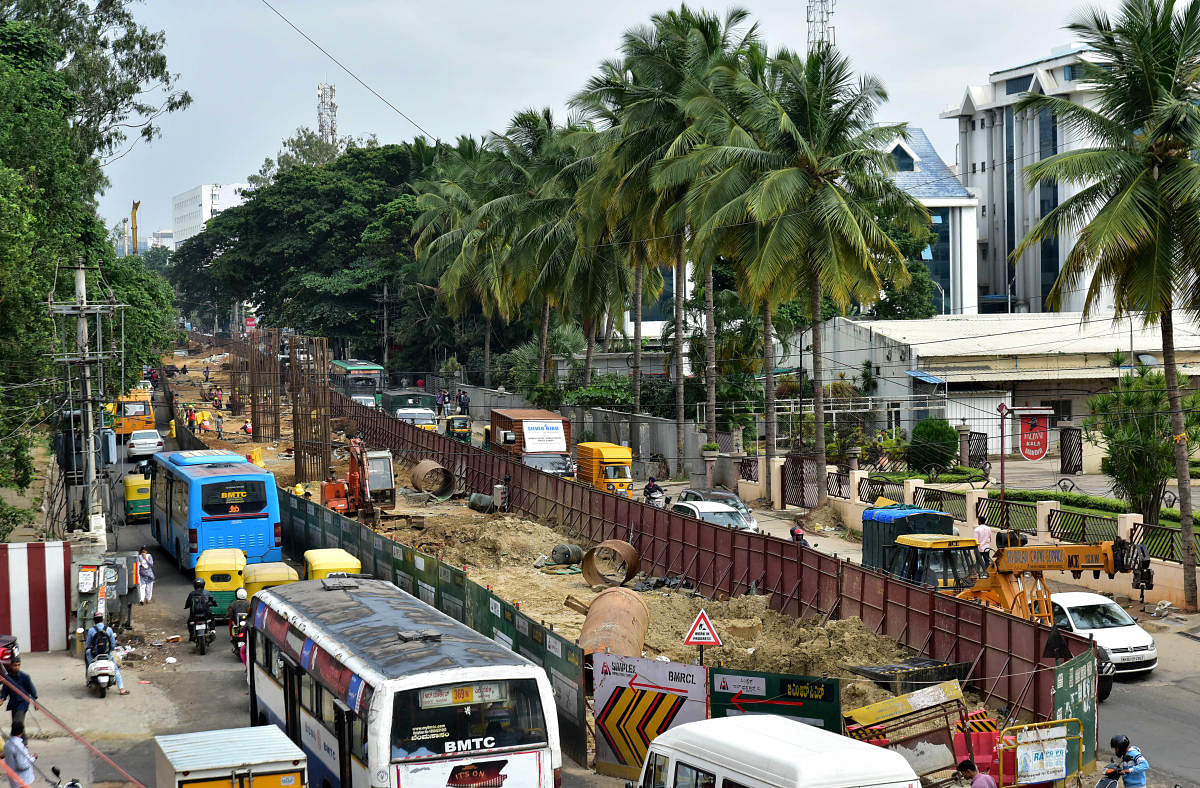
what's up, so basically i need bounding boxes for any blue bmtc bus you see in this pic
[250,578,562,788]
[150,450,282,570]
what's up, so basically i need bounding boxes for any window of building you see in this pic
[981,205,987,217]
[971,120,976,130]
[971,163,977,174]
[922,207,952,313]
[1038,107,1060,309]
[1064,64,1077,81]
[1006,76,1032,94]
[891,147,915,172]
[981,161,986,172]
[1040,400,1073,423]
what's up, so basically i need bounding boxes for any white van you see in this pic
[626,715,920,788]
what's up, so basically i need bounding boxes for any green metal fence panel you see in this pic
[321,508,339,549]
[373,533,391,581]
[305,503,322,553]
[512,609,545,667]
[436,563,467,623]
[1054,650,1097,773]
[391,541,414,594]
[358,523,375,577]
[490,596,519,652]
[411,549,439,607]
[340,512,359,552]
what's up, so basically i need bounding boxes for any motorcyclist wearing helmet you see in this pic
[228,587,251,621]
[84,614,128,695]
[1110,735,1149,787]
[183,578,217,642]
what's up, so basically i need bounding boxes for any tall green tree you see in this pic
[1014,0,1200,607]
[1086,367,1200,526]
[657,41,924,502]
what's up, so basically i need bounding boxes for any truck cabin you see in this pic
[888,534,984,590]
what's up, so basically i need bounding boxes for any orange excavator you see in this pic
[321,438,370,516]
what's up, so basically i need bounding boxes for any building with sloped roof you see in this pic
[883,127,979,315]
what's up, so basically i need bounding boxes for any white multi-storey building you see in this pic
[171,183,249,245]
[942,47,1109,314]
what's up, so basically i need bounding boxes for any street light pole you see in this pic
[933,281,947,315]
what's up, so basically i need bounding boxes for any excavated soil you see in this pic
[375,508,906,709]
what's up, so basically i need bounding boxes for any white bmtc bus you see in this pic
[249,577,562,788]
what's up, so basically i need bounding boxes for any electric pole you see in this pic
[381,283,389,370]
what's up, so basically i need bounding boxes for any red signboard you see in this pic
[1019,414,1049,461]
[244,316,258,329]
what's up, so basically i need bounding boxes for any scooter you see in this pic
[85,650,118,698]
[230,611,249,661]
[48,766,83,788]
[643,489,671,508]
[1095,761,1124,788]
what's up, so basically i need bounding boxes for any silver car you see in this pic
[671,501,756,531]
[126,429,164,459]
[677,488,759,530]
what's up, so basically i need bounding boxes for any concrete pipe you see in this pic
[581,539,640,587]
[578,587,650,658]
[410,459,455,498]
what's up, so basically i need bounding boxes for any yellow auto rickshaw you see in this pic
[123,474,151,523]
[194,548,247,616]
[243,561,300,599]
[303,548,361,580]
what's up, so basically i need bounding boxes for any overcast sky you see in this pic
[98,0,1108,237]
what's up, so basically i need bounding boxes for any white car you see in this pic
[671,500,757,532]
[126,429,164,459]
[1051,592,1157,674]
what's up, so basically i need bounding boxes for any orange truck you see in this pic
[488,408,574,478]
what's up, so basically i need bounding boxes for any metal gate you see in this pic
[968,431,989,470]
[1060,426,1082,475]
[781,453,820,509]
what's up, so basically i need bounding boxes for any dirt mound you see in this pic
[372,507,906,709]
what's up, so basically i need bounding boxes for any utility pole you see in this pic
[381,283,389,369]
[50,258,118,539]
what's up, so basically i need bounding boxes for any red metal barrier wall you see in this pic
[333,393,1085,719]
[0,541,72,651]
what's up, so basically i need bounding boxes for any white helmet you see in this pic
[235,588,247,600]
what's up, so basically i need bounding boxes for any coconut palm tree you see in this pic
[656,41,923,504]
[574,5,757,475]
[1014,0,1200,607]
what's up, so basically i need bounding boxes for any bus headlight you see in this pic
[607,483,615,491]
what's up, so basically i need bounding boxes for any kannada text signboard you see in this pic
[594,654,707,780]
[709,669,841,731]
[1053,650,1097,772]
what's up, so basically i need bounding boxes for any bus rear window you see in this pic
[201,480,268,515]
[391,678,547,761]
[122,402,148,416]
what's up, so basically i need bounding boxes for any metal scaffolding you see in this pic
[291,335,331,482]
[247,328,282,441]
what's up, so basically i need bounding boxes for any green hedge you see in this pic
[988,488,1183,525]
[875,466,989,484]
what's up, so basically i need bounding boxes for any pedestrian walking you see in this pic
[416,377,424,389]
[0,659,36,727]
[435,390,445,416]
[443,390,453,418]
[216,414,224,439]
[137,546,155,604]
[214,387,223,410]
[203,366,210,382]
[458,389,470,415]
[3,720,35,788]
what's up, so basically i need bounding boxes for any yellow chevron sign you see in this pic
[596,687,685,774]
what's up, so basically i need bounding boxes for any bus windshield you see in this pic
[348,374,382,391]
[202,480,268,515]
[390,678,547,761]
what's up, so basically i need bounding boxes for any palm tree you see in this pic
[657,41,923,504]
[413,138,512,387]
[1014,0,1200,608]
[574,5,756,475]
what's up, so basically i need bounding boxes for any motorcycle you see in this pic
[48,766,83,788]
[230,610,249,660]
[189,609,216,655]
[643,489,671,508]
[85,649,117,698]
[1095,761,1124,788]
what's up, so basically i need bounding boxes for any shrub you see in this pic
[561,374,633,409]
[907,418,958,472]
[701,442,720,452]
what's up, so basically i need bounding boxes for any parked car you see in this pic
[1051,591,1157,674]
[671,500,756,532]
[677,488,758,530]
[126,429,164,459]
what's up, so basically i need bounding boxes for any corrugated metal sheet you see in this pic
[0,542,71,651]
[156,725,304,771]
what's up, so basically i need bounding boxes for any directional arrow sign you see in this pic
[729,690,806,713]
[684,609,722,646]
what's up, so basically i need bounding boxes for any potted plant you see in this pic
[701,442,720,459]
